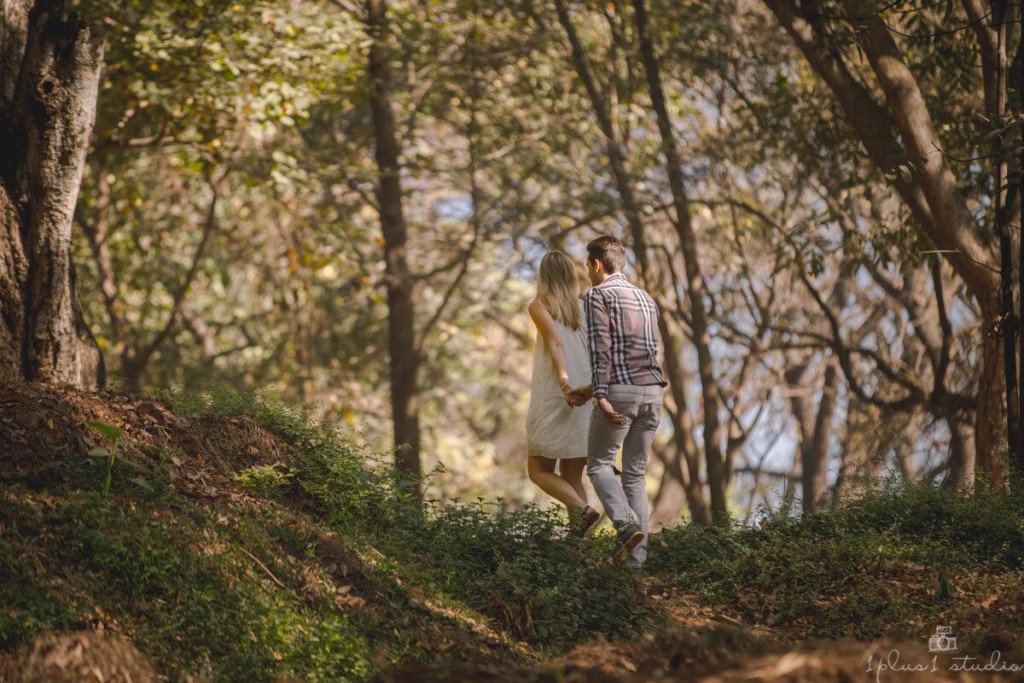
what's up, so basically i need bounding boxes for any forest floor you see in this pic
[2,375,1024,682]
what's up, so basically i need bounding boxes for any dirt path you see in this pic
[372,585,1024,683]
[373,630,1024,682]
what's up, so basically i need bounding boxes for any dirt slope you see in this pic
[2,375,1024,682]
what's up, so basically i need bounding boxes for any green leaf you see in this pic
[129,476,153,490]
[87,447,111,458]
[86,421,122,442]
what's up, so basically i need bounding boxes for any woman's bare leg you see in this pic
[559,458,588,507]
[528,456,587,510]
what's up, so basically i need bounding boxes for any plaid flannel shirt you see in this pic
[583,273,666,400]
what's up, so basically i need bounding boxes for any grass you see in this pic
[3,383,1024,679]
[165,387,658,651]
[216,389,655,651]
[646,481,1024,642]
[0,384,655,680]
[1,486,372,681]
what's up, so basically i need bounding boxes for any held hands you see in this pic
[561,381,593,408]
[557,380,621,422]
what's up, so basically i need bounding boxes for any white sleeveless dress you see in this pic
[526,303,593,460]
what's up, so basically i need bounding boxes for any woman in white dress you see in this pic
[526,251,601,537]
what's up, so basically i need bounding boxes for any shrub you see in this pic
[234,463,294,498]
[647,482,1024,640]
[159,387,657,651]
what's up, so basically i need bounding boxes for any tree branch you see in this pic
[133,171,224,374]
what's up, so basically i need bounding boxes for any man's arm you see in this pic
[585,291,626,424]
[584,289,611,400]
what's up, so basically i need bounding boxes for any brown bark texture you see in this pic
[365,0,422,500]
[631,0,729,522]
[785,359,840,514]
[1,0,104,389]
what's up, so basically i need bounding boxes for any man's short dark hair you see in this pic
[586,235,626,274]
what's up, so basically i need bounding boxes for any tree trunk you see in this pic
[0,0,104,389]
[631,0,729,522]
[365,0,422,501]
[802,361,839,512]
[786,358,840,514]
[969,0,1021,481]
[947,416,977,490]
[650,441,688,528]
[652,369,712,526]
[553,0,717,525]
[652,326,713,525]
[1011,2,1024,478]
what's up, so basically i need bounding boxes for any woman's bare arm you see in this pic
[528,299,571,389]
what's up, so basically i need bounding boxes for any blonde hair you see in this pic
[537,251,582,330]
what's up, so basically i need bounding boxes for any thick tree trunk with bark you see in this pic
[1016,3,1024,478]
[968,0,1022,474]
[365,0,422,501]
[0,0,104,388]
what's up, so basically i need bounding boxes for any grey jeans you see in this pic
[587,384,663,565]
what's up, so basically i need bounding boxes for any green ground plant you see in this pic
[4,386,1024,680]
[234,463,294,498]
[84,421,122,497]
[646,482,1024,640]
[167,387,657,650]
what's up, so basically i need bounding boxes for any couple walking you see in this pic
[526,236,666,569]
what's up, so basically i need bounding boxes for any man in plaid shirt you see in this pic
[574,236,666,568]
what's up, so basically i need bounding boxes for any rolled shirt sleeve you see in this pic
[584,289,612,400]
